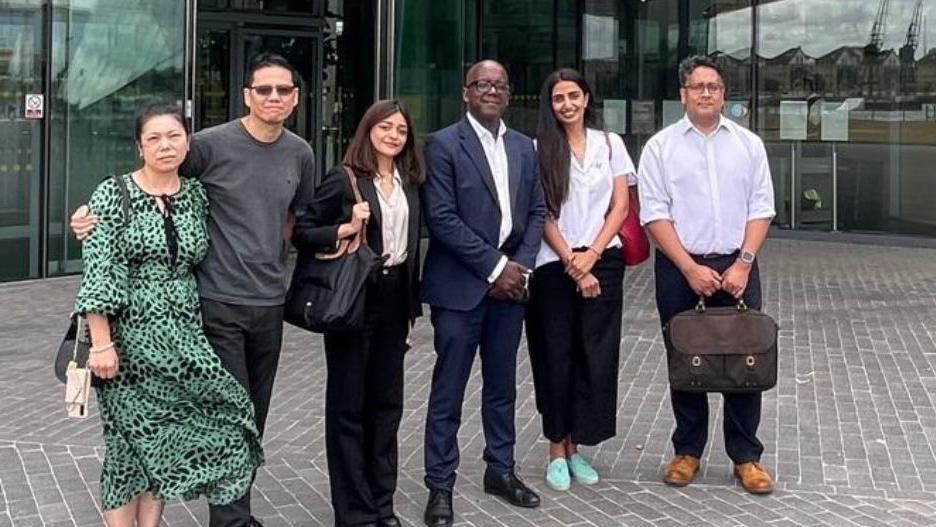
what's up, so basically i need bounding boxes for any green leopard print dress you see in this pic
[74,173,263,510]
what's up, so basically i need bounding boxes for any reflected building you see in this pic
[1,0,935,282]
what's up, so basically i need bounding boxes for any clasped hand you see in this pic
[685,261,750,299]
[489,261,529,302]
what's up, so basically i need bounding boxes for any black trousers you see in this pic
[201,298,285,527]
[525,248,625,446]
[324,266,409,526]
[654,250,765,464]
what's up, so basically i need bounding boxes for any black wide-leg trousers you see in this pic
[525,248,625,446]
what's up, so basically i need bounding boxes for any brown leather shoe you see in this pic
[734,461,774,495]
[663,455,700,486]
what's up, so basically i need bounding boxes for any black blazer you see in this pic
[292,165,423,321]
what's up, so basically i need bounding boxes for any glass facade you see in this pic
[1,0,934,283]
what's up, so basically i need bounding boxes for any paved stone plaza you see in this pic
[1,237,936,526]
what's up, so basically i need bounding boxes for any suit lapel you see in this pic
[458,119,500,206]
[505,132,522,216]
[403,181,419,258]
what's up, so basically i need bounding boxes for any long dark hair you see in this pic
[343,99,425,185]
[536,68,603,217]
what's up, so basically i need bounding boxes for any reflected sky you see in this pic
[711,0,936,59]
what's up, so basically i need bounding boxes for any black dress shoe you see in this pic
[483,469,541,508]
[423,489,454,527]
[378,515,402,527]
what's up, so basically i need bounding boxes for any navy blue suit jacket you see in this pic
[421,117,546,311]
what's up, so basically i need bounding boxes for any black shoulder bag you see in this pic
[54,175,132,386]
[284,166,383,333]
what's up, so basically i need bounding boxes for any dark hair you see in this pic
[677,55,724,87]
[244,52,299,87]
[342,99,425,186]
[536,68,603,217]
[134,103,189,143]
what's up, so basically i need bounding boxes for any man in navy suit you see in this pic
[420,60,546,527]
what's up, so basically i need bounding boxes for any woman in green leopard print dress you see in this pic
[74,105,262,526]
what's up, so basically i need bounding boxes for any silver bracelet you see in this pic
[89,342,115,354]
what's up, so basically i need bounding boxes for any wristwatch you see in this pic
[738,249,756,265]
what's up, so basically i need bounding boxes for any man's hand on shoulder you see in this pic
[70,205,98,241]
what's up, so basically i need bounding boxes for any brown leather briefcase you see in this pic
[664,298,778,393]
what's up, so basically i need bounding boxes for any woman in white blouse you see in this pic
[292,99,424,527]
[526,68,635,491]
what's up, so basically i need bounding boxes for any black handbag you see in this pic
[285,166,383,333]
[54,314,103,388]
[664,298,778,393]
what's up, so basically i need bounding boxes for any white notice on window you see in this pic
[821,102,849,141]
[662,100,683,127]
[779,101,808,141]
[603,99,627,134]
[583,14,617,61]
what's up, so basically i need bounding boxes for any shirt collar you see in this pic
[681,114,730,137]
[466,112,507,142]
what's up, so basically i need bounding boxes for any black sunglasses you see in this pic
[247,84,296,97]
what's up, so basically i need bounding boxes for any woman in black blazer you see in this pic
[292,99,423,527]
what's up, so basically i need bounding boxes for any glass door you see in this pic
[0,7,44,280]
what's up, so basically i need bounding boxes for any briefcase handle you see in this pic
[695,296,748,313]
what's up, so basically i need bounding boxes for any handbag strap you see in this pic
[342,165,368,248]
[111,174,133,226]
[696,296,748,313]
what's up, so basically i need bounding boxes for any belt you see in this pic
[694,250,739,260]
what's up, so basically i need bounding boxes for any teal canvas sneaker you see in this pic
[568,453,600,485]
[545,457,571,491]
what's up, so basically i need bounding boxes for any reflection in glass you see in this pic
[395,0,477,137]
[758,0,936,234]
[49,0,185,274]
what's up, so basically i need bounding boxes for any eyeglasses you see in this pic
[683,83,724,95]
[247,84,296,97]
[467,80,512,94]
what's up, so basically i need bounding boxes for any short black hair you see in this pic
[134,103,188,142]
[244,52,299,87]
[677,55,724,87]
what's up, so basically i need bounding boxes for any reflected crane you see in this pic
[864,0,890,96]
[900,0,924,94]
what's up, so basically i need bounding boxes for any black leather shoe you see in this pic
[423,489,454,527]
[378,515,402,527]
[483,469,541,508]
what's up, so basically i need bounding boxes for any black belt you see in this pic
[694,250,739,260]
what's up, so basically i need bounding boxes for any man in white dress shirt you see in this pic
[638,55,777,494]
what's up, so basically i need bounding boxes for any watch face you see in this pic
[740,251,755,264]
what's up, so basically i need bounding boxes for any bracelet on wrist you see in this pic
[90,342,115,354]
[587,247,602,259]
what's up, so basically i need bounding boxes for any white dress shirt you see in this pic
[536,129,636,268]
[466,112,512,282]
[375,168,409,267]
[637,114,776,255]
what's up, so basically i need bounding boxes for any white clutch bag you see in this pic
[64,362,92,418]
